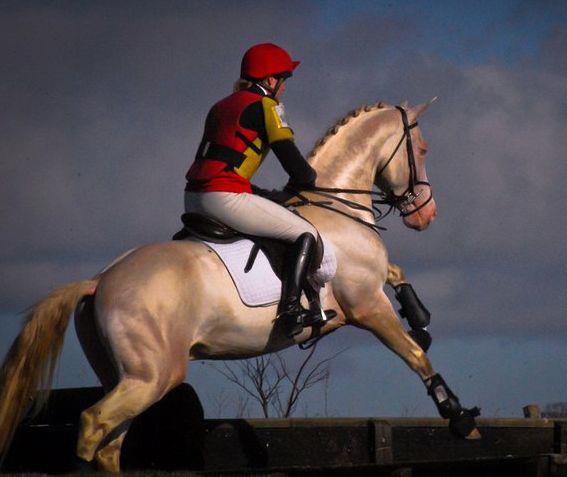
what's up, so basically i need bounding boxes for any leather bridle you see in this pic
[379,106,433,217]
[285,106,433,236]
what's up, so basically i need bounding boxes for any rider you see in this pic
[184,43,331,338]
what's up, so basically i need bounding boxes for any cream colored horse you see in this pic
[0,101,479,473]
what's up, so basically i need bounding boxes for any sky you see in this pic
[1,0,566,419]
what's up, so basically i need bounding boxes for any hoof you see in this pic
[449,406,481,439]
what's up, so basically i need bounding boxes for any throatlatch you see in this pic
[394,283,432,352]
[425,373,481,438]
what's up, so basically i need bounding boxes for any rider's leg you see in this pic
[184,191,318,241]
[277,232,320,337]
[185,192,332,336]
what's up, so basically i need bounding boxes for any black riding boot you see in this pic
[277,233,326,338]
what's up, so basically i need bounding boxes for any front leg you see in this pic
[338,287,481,439]
[386,262,407,287]
[346,288,433,379]
[386,262,432,352]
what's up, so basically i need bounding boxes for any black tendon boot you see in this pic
[425,373,481,439]
[394,283,432,352]
[277,233,329,338]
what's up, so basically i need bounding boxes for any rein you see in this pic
[286,106,433,236]
[285,186,390,236]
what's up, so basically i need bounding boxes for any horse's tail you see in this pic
[0,278,98,456]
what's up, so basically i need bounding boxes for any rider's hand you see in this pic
[251,184,294,204]
[266,188,295,204]
[251,184,271,197]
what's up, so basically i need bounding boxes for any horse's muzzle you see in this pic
[403,198,437,231]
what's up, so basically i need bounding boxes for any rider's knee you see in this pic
[296,232,323,272]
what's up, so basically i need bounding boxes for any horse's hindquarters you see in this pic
[92,241,294,363]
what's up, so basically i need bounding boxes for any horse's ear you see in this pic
[400,100,409,109]
[409,97,438,120]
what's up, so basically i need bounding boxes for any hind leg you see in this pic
[77,375,171,467]
[76,308,189,471]
[93,421,131,472]
[75,297,125,471]
[75,296,118,390]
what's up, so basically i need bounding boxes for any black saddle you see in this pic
[172,213,288,274]
[172,213,240,243]
[172,213,324,274]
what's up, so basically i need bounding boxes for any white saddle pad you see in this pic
[204,236,337,307]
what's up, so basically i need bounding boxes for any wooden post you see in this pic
[555,421,567,454]
[373,420,393,465]
[523,404,541,418]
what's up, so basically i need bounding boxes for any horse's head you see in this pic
[374,102,437,231]
[308,99,438,232]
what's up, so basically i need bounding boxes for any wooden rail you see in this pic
[2,385,566,476]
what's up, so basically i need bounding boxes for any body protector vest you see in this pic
[186,89,294,193]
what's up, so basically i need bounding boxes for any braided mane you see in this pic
[308,101,386,159]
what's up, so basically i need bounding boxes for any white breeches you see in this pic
[184,191,317,243]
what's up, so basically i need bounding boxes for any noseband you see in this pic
[286,106,433,236]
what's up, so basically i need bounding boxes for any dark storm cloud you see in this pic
[0,2,413,301]
[1,2,566,340]
[383,45,567,265]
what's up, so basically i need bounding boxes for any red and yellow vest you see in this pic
[186,89,294,193]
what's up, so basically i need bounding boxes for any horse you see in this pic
[0,100,480,472]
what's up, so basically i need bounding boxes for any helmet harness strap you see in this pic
[260,76,285,98]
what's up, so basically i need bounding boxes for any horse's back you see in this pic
[95,240,226,312]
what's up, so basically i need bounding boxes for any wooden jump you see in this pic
[2,385,566,476]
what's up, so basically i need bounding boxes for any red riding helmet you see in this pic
[241,43,300,81]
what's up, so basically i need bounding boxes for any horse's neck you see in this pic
[309,109,398,207]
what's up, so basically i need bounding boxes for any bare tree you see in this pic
[234,394,250,418]
[209,388,231,418]
[211,344,346,418]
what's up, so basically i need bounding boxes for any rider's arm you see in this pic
[271,140,316,188]
[261,97,317,188]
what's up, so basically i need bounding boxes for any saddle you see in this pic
[172,213,334,327]
[172,212,288,277]
[172,213,240,244]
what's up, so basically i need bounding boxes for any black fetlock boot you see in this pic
[277,233,329,338]
[425,373,481,439]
